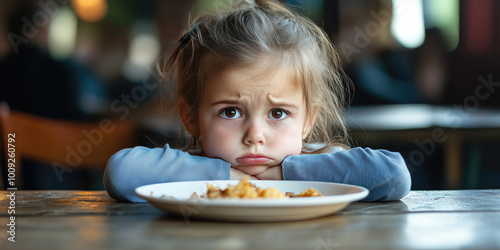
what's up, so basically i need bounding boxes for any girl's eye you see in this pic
[220,107,241,119]
[269,108,288,120]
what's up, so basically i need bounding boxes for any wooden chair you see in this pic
[0,102,137,189]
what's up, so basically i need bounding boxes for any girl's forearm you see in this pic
[282,147,411,201]
[103,144,230,202]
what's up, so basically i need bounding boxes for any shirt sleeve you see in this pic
[281,147,411,201]
[103,144,231,202]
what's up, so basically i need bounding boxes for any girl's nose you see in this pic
[243,120,265,146]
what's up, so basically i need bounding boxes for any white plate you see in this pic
[135,180,368,222]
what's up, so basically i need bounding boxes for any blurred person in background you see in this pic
[0,1,85,120]
[0,0,107,189]
[414,28,449,104]
[337,0,447,105]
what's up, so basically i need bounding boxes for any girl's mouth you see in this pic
[236,154,270,165]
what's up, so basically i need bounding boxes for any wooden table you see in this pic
[1,190,500,249]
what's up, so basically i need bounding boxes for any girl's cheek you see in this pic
[215,118,242,130]
[268,117,290,127]
[203,138,226,158]
[204,124,236,154]
[268,119,301,135]
[273,123,304,152]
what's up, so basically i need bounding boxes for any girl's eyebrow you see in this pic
[267,96,299,109]
[210,98,299,109]
[268,100,299,109]
[210,99,241,106]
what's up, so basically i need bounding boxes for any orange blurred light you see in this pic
[72,0,108,23]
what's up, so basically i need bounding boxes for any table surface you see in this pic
[1,189,500,249]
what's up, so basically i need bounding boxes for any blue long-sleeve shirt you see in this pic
[103,144,411,202]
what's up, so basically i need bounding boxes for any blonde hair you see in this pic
[163,0,351,154]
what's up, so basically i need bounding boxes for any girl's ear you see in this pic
[178,97,199,136]
[303,106,319,140]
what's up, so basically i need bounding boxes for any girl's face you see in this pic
[196,66,312,175]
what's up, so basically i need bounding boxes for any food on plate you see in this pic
[286,188,323,198]
[201,176,323,199]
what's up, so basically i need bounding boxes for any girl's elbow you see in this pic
[385,153,412,201]
[103,149,134,201]
[367,151,412,201]
[388,170,412,201]
[364,175,411,201]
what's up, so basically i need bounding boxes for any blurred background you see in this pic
[0,0,499,191]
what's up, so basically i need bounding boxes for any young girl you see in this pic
[104,0,411,202]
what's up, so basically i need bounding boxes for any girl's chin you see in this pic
[231,165,271,176]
